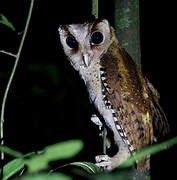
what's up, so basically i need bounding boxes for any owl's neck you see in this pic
[79,57,100,84]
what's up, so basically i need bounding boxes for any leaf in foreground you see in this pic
[20,173,72,180]
[69,162,101,174]
[0,145,23,158]
[1,158,24,180]
[25,139,83,173]
[119,136,177,169]
[0,14,15,31]
[44,139,83,161]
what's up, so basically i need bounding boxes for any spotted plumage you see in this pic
[58,19,170,171]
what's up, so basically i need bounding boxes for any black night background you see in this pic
[0,1,176,179]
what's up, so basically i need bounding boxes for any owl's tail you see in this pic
[136,155,150,172]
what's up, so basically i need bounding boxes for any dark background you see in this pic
[0,0,176,179]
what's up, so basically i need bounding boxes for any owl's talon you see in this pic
[95,153,129,171]
[95,155,112,170]
[95,161,112,168]
[95,154,110,163]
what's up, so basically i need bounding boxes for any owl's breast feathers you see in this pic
[99,38,170,153]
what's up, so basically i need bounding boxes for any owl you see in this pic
[58,19,169,171]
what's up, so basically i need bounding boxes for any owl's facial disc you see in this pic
[59,20,110,70]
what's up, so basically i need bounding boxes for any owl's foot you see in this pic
[95,155,119,171]
[95,152,130,171]
[91,114,103,131]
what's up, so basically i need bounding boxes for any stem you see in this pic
[103,128,107,155]
[92,0,99,18]
[0,0,34,161]
[0,50,17,58]
[91,0,107,156]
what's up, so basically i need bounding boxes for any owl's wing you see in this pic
[144,77,170,140]
[100,46,168,153]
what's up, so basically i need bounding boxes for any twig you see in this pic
[91,0,107,156]
[0,50,17,58]
[103,128,107,155]
[0,0,34,161]
[92,0,99,19]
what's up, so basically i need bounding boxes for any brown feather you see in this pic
[100,29,169,170]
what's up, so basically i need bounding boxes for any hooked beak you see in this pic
[82,52,93,67]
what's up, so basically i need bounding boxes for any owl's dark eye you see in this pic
[66,36,78,49]
[91,31,104,45]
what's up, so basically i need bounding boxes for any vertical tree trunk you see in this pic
[114,0,141,69]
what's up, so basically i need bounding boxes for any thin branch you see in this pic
[0,0,34,161]
[91,0,107,156]
[0,50,17,58]
[103,128,107,155]
[92,0,99,18]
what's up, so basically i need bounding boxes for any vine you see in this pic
[0,0,34,163]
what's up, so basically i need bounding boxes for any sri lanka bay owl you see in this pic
[58,19,170,171]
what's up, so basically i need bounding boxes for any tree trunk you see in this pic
[114,0,141,69]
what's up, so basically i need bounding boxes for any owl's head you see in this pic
[58,19,111,71]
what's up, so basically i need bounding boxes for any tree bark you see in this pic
[114,0,141,69]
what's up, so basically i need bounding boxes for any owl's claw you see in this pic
[95,153,129,171]
[95,154,110,163]
[95,155,113,171]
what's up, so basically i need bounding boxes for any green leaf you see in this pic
[44,140,83,161]
[0,145,23,158]
[23,150,44,158]
[69,162,101,174]
[25,140,83,173]
[120,136,177,169]
[25,154,49,173]
[2,158,24,180]
[0,14,15,31]
[20,173,72,180]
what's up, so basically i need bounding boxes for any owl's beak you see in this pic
[82,52,92,67]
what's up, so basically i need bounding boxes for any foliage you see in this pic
[0,140,85,180]
[0,14,15,31]
[25,140,84,173]
[0,159,24,180]
[0,136,177,180]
